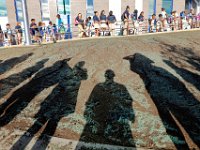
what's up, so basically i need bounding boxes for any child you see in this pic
[36,22,43,44]
[85,16,92,37]
[150,14,157,33]
[46,21,53,42]
[52,24,58,42]
[58,22,66,40]
[30,19,37,42]
[42,22,47,41]
[4,24,13,46]
[15,22,23,45]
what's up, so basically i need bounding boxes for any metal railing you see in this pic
[0,16,200,47]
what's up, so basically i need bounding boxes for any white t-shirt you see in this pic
[161,11,167,18]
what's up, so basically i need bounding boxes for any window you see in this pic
[15,0,23,22]
[57,0,70,15]
[0,0,8,30]
[0,0,7,17]
[148,0,156,18]
[86,0,94,17]
[40,0,50,21]
[162,0,173,14]
[57,0,70,25]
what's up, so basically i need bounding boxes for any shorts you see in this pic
[100,23,107,29]
[94,23,100,29]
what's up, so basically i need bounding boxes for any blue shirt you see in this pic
[107,15,116,23]
[57,18,63,27]
[124,10,130,19]
[100,15,107,21]
[93,15,100,22]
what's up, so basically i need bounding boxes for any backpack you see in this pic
[75,18,79,26]
[59,26,65,34]
[121,13,125,21]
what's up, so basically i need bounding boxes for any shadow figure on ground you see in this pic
[164,60,200,92]
[11,61,87,150]
[0,59,48,99]
[124,53,200,149]
[76,70,135,149]
[160,43,200,72]
[0,59,70,126]
[0,53,33,75]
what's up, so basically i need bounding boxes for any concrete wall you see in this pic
[6,0,16,27]
[94,0,109,15]
[71,0,86,36]
[49,0,58,23]
[121,0,135,14]
[27,0,42,23]
[156,0,163,15]
[173,0,185,13]
[3,0,188,29]
[143,0,149,19]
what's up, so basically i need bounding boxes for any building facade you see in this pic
[0,0,199,30]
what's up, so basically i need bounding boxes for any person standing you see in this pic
[161,8,167,19]
[138,11,145,33]
[85,16,92,37]
[122,6,130,35]
[107,11,116,36]
[150,14,157,33]
[56,14,63,28]
[15,22,23,45]
[93,11,100,36]
[30,19,37,42]
[76,13,85,38]
[100,10,107,36]
[4,24,14,46]
[58,22,66,40]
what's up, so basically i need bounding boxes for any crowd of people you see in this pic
[0,6,200,46]
[75,6,200,38]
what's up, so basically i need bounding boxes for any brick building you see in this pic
[0,0,199,30]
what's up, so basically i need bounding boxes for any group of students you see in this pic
[30,14,66,44]
[0,7,200,46]
[75,10,117,37]
[0,23,23,46]
[148,8,200,33]
[75,6,200,38]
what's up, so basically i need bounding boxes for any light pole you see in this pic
[22,0,31,45]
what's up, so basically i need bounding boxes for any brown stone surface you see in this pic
[0,30,200,150]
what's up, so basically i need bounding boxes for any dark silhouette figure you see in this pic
[76,70,135,149]
[124,53,200,149]
[161,43,200,72]
[0,59,70,127]
[0,53,33,75]
[0,59,48,99]
[11,61,88,150]
[164,60,200,92]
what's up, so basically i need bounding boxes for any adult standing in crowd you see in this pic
[93,11,100,36]
[100,10,107,36]
[122,6,130,35]
[107,11,116,36]
[15,22,23,45]
[56,14,63,28]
